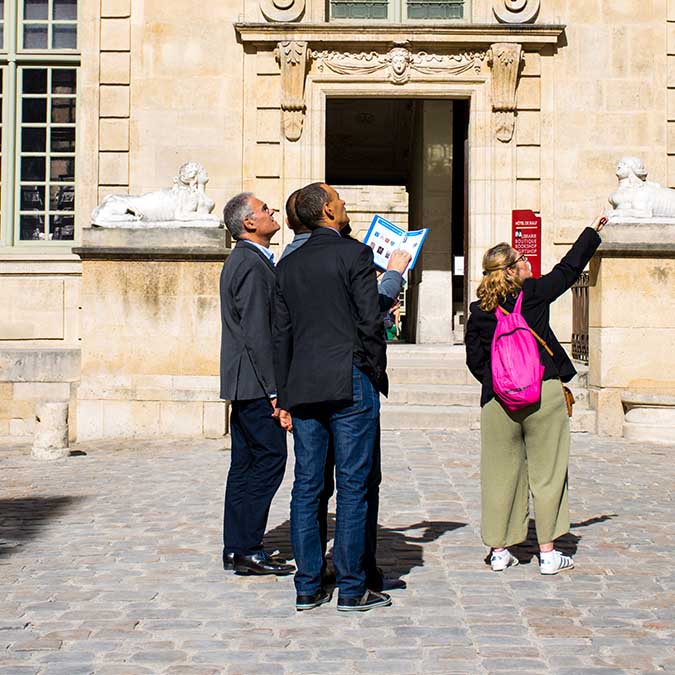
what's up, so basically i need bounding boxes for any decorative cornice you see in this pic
[235,23,566,50]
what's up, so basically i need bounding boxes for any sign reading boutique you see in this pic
[512,209,541,278]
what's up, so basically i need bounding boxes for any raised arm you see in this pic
[528,218,603,303]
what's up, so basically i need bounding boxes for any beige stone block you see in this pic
[99,152,129,185]
[668,154,675,188]
[10,417,35,437]
[516,146,540,180]
[517,77,540,111]
[0,279,64,340]
[159,401,203,436]
[0,420,8,436]
[255,143,281,178]
[101,0,131,17]
[515,179,540,212]
[102,401,161,438]
[256,108,282,143]
[669,24,675,54]
[100,85,130,118]
[515,110,540,146]
[0,383,13,400]
[203,401,227,438]
[98,186,128,203]
[77,400,103,440]
[0,401,35,418]
[255,75,281,107]
[256,50,279,75]
[13,383,71,401]
[591,388,624,437]
[521,52,540,77]
[669,0,675,20]
[99,118,130,152]
[100,52,130,85]
[602,0,654,21]
[669,56,675,88]
[101,19,130,51]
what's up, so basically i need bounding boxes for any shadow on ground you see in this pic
[0,496,86,559]
[265,518,466,578]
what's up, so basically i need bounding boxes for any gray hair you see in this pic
[223,192,254,240]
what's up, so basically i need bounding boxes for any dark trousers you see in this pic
[291,366,380,600]
[223,397,287,556]
[319,427,382,588]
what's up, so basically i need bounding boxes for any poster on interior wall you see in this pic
[363,215,429,273]
[512,209,541,278]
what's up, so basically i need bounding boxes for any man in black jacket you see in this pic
[273,183,392,613]
[219,192,294,577]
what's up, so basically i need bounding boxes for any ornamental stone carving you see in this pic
[275,40,310,142]
[260,0,305,22]
[493,0,540,24]
[607,156,675,221]
[487,43,525,143]
[312,45,486,85]
[91,161,221,228]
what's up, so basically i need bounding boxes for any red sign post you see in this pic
[512,209,542,278]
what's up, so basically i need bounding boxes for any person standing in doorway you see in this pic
[465,214,604,575]
[219,192,295,576]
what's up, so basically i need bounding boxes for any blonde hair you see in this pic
[477,242,522,312]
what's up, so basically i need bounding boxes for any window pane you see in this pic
[330,0,388,19]
[50,185,74,210]
[22,97,47,122]
[22,156,46,180]
[23,24,48,49]
[53,0,77,20]
[22,127,47,152]
[21,185,45,210]
[52,69,77,95]
[23,68,48,94]
[20,214,46,240]
[25,0,48,19]
[51,157,75,181]
[407,0,464,19]
[50,215,74,240]
[51,97,76,123]
[51,127,75,153]
[52,23,77,49]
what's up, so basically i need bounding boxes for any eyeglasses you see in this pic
[513,254,528,264]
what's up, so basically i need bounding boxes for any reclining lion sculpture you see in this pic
[608,156,675,220]
[92,161,222,228]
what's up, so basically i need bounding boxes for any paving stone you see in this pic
[0,431,672,674]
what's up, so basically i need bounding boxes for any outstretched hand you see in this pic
[592,214,608,232]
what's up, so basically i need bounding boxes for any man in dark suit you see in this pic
[220,192,295,576]
[273,182,392,613]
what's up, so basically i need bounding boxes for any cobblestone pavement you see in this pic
[0,430,673,675]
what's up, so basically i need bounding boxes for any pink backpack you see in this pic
[491,292,545,411]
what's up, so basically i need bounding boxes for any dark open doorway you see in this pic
[325,97,469,343]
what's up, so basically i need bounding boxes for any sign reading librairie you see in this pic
[512,209,541,278]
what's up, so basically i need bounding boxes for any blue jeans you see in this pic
[291,365,380,599]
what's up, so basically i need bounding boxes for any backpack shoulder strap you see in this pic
[496,302,554,357]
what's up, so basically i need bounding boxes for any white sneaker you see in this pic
[539,550,575,575]
[490,549,520,572]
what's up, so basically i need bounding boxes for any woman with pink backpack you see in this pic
[465,215,605,575]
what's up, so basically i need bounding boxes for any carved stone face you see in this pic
[616,156,647,182]
[390,48,410,76]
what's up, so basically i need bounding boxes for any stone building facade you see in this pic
[0,0,673,442]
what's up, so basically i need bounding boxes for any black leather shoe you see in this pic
[223,551,235,570]
[296,589,331,611]
[337,589,392,612]
[233,552,295,576]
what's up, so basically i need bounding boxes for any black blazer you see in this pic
[219,240,277,401]
[273,227,387,411]
[465,227,601,407]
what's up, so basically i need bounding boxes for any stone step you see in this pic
[381,401,597,433]
[380,404,480,431]
[386,384,481,407]
[388,365,472,385]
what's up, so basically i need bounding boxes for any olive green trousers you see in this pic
[480,379,571,548]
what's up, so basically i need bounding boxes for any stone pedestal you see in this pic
[32,401,69,460]
[589,221,675,443]
[73,228,230,440]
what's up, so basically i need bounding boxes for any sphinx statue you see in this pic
[92,161,222,228]
[607,156,675,221]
